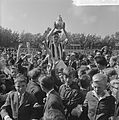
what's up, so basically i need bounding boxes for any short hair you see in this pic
[94,56,107,66]
[80,74,91,89]
[63,67,76,77]
[28,68,41,80]
[110,79,119,86]
[39,75,54,90]
[92,73,107,84]
[14,74,27,84]
[53,30,62,36]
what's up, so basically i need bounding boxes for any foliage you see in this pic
[0,26,119,50]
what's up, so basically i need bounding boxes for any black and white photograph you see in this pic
[0,0,119,120]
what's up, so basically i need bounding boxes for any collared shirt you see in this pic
[46,89,54,98]
[92,90,110,101]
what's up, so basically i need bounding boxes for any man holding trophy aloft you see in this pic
[47,15,71,65]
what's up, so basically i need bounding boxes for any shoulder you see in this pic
[7,90,17,97]
[85,91,94,98]
[49,90,61,101]
[106,95,116,101]
[59,84,66,90]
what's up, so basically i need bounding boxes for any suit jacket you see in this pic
[0,91,39,120]
[43,90,65,119]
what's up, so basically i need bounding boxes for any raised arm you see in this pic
[26,42,31,55]
[16,43,23,62]
[62,22,72,44]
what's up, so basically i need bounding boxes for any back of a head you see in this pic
[80,74,91,89]
[94,55,107,66]
[39,75,54,90]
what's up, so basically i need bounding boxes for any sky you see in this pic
[1,0,119,37]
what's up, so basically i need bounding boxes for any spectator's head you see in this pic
[78,66,88,79]
[92,73,107,95]
[63,67,76,86]
[14,74,27,94]
[28,68,41,81]
[0,74,6,83]
[109,56,117,67]
[104,54,111,62]
[80,74,91,89]
[39,75,54,93]
[105,68,118,81]
[95,51,102,57]
[70,52,76,61]
[110,79,119,99]
[94,55,107,69]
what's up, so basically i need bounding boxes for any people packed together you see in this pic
[1,21,119,120]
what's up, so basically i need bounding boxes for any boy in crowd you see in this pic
[0,74,40,120]
[83,73,115,120]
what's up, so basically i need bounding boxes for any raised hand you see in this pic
[43,27,51,38]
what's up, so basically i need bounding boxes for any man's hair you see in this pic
[39,75,54,90]
[80,74,91,89]
[92,73,107,84]
[14,74,27,84]
[28,68,41,80]
[94,55,107,66]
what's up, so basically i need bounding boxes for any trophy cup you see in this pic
[54,15,64,31]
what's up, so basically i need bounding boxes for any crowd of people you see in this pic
[0,23,119,120]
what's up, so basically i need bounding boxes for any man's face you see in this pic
[109,60,115,67]
[15,82,27,94]
[92,81,106,95]
[64,74,73,86]
[54,34,59,44]
[111,83,119,98]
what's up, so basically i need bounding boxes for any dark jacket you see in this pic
[0,91,39,120]
[44,89,65,118]
[59,82,83,118]
[83,90,115,120]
